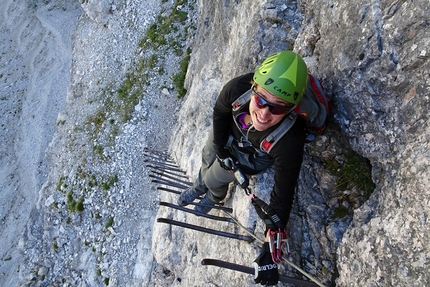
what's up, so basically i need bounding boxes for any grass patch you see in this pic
[84,73,144,141]
[105,216,114,229]
[326,150,375,198]
[53,238,58,252]
[101,174,118,190]
[93,144,104,156]
[172,48,191,98]
[57,176,68,191]
[88,174,98,188]
[332,205,350,219]
[66,190,85,212]
[57,119,66,126]
[147,54,158,69]
[325,149,375,219]
[139,0,189,49]
[87,110,108,134]
[137,0,195,97]
[76,198,85,212]
[115,73,142,123]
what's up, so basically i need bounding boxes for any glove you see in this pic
[214,144,238,172]
[252,242,278,285]
[250,196,285,231]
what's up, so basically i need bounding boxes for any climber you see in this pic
[178,50,308,285]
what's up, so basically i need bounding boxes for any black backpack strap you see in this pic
[260,112,297,154]
[231,88,297,155]
[232,89,252,111]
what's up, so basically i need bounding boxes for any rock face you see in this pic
[1,0,429,286]
[154,0,430,286]
[306,1,430,286]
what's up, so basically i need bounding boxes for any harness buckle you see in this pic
[237,136,252,148]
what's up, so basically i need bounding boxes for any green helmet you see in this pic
[253,51,308,104]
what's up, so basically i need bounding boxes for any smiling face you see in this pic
[249,85,292,131]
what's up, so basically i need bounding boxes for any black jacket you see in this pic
[212,73,306,226]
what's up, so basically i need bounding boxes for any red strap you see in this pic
[308,74,330,110]
[261,139,273,153]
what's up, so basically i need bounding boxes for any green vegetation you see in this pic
[172,48,191,98]
[93,144,104,156]
[326,149,375,219]
[57,176,67,191]
[84,76,142,142]
[55,167,117,216]
[88,174,98,188]
[88,110,107,134]
[51,1,196,273]
[321,266,330,276]
[52,238,58,252]
[116,73,142,123]
[105,216,114,229]
[326,150,375,198]
[137,0,195,98]
[101,174,118,190]
[57,119,66,126]
[82,0,195,137]
[139,0,190,49]
[66,190,85,212]
[147,54,158,69]
[332,205,350,219]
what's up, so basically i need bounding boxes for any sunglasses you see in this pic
[251,87,295,115]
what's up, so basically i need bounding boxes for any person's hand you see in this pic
[214,145,238,172]
[252,242,278,285]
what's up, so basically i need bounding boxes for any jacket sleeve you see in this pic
[268,119,306,227]
[212,73,253,147]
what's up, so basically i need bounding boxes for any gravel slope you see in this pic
[0,0,190,285]
[0,1,82,285]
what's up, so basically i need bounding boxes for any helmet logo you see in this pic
[264,78,274,85]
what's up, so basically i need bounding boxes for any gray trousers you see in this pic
[193,130,236,204]
[193,129,274,204]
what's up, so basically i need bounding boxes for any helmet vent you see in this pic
[253,50,308,104]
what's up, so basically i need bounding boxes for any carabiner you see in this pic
[268,228,287,264]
